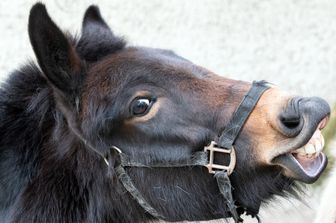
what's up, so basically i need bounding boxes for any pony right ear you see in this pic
[28,3,82,96]
[78,5,125,62]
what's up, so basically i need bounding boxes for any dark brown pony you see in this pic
[0,3,330,223]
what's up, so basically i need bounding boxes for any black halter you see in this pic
[81,81,270,222]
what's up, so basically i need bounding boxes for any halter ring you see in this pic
[103,145,123,166]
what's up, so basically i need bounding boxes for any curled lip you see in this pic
[270,116,329,183]
[273,153,327,183]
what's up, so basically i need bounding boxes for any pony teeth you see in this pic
[292,130,324,158]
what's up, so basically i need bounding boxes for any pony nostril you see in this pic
[278,97,305,137]
[280,115,301,130]
[280,117,300,129]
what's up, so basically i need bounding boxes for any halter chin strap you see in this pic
[78,81,269,222]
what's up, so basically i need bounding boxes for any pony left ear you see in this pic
[28,3,82,97]
[78,5,125,62]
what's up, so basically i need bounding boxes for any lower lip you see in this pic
[272,152,327,183]
[291,152,326,177]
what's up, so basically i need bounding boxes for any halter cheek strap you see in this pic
[80,81,270,222]
[218,81,270,149]
[210,80,270,222]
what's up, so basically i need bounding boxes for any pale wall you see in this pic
[1,0,335,103]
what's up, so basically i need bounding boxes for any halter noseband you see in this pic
[85,81,270,222]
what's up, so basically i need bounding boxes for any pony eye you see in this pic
[130,98,154,116]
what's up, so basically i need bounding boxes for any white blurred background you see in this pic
[0,1,335,222]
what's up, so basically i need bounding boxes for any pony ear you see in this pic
[28,3,81,97]
[78,5,125,62]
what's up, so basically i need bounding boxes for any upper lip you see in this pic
[268,116,329,160]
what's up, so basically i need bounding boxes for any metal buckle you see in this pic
[204,141,236,175]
